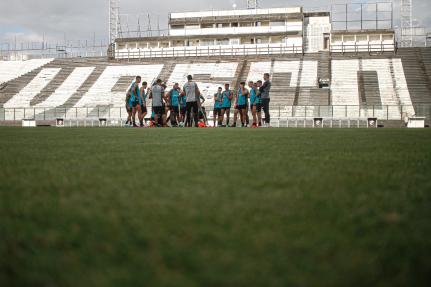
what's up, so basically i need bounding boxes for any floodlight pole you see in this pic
[247,0,258,9]
[109,0,120,44]
[400,0,413,47]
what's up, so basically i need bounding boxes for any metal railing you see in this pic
[1,105,429,123]
[113,44,303,59]
[329,42,397,54]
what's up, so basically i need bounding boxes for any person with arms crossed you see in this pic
[220,83,233,127]
[260,73,272,127]
[213,87,223,127]
[232,81,249,127]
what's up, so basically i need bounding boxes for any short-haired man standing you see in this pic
[182,75,200,127]
[149,79,166,127]
[260,73,272,127]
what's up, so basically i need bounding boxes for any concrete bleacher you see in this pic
[0,59,53,85]
[0,48,430,123]
[36,67,96,108]
[4,68,61,108]
[166,62,238,104]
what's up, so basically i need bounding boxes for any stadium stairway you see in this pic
[398,48,431,104]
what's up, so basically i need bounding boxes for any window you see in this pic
[369,34,381,42]
[356,35,367,42]
[270,21,285,26]
[343,35,355,42]
[170,25,184,30]
[255,21,262,27]
[271,36,283,44]
[382,34,393,41]
[216,39,229,45]
[331,35,342,43]
[230,39,240,45]
[232,22,239,27]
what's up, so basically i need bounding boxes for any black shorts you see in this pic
[132,101,139,108]
[171,106,180,114]
[236,105,247,110]
[141,105,147,113]
[126,104,132,113]
[153,106,164,116]
[213,108,221,116]
[256,103,262,113]
[221,106,231,111]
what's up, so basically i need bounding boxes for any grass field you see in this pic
[0,127,430,287]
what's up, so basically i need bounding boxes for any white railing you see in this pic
[114,44,303,59]
[330,42,397,53]
[1,105,428,122]
[169,25,303,36]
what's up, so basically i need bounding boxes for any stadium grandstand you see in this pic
[0,1,430,127]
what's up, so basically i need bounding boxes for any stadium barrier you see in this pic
[0,105,429,124]
[113,44,303,60]
[329,42,396,54]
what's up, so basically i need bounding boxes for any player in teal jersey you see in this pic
[130,76,141,127]
[232,82,249,127]
[213,87,223,127]
[125,91,133,126]
[179,92,187,125]
[256,80,263,127]
[248,81,258,128]
[168,83,181,127]
[220,83,233,127]
[139,81,149,127]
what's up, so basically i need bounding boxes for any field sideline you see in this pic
[1,127,430,287]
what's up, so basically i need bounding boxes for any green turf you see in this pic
[1,127,431,287]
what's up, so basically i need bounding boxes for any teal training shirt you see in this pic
[214,93,222,109]
[222,90,232,108]
[170,89,180,107]
[237,88,247,106]
[249,87,257,105]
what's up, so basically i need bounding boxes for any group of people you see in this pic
[212,73,272,128]
[125,73,271,128]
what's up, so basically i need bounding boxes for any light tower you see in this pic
[400,0,413,47]
[247,0,258,9]
[109,0,120,44]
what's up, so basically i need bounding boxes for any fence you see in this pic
[329,42,396,54]
[1,105,429,123]
[113,44,303,59]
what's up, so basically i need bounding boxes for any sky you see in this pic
[0,0,429,46]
